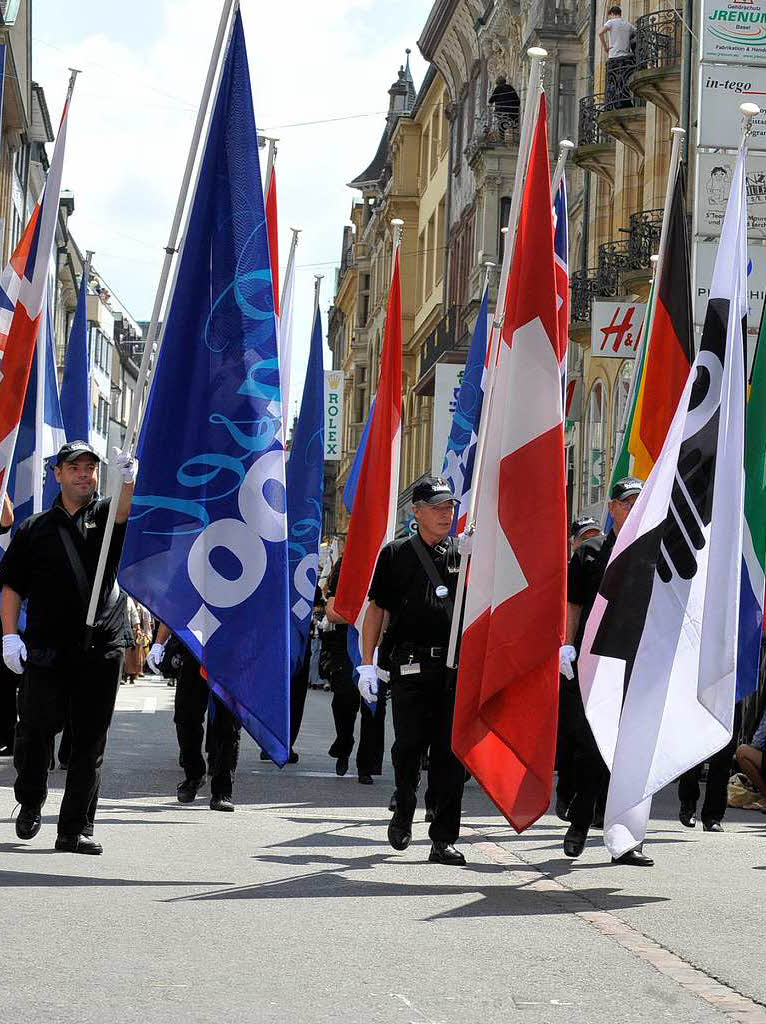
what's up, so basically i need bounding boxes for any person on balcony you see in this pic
[600,5,636,111]
[488,76,520,139]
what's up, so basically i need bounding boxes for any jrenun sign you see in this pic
[704,0,766,62]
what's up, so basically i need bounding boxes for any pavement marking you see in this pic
[469,833,766,1024]
[141,696,158,714]
[392,993,447,1024]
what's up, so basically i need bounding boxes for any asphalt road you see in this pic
[0,676,764,1024]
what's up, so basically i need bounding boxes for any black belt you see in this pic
[394,642,448,662]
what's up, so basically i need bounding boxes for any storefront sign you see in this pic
[696,151,766,238]
[323,370,344,461]
[431,363,464,476]
[590,300,646,358]
[703,0,766,64]
[695,241,766,338]
[698,65,766,150]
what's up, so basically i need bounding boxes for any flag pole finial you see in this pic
[741,102,760,133]
[551,139,575,199]
[313,274,323,314]
[391,219,404,268]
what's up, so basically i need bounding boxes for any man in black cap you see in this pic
[0,440,137,854]
[560,477,654,866]
[359,476,466,865]
[556,516,605,820]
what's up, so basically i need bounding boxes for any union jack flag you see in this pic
[553,175,569,393]
[0,79,74,499]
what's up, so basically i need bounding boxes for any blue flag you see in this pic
[285,305,324,674]
[342,396,374,514]
[42,265,90,509]
[5,288,65,534]
[119,11,291,765]
[441,286,488,533]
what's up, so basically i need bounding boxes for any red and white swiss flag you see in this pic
[452,93,567,832]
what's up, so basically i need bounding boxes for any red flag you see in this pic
[265,165,279,317]
[452,94,567,832]
[334,251,402,643]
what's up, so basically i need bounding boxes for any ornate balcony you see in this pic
[598,57,647,155]
[622,207,663,290]
[573,94,615,185]
[570,217,659,324]
[414,306,463,394]
[524,0,586,42]
[631,9,683,119]
[466,108,520,167]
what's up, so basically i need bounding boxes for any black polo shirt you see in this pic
[0,494,128,654]
[368,533,459,647]
[567,530,615,652]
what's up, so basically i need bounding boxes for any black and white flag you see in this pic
[578,140,748,857]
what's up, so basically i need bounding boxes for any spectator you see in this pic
[599,5,636,111]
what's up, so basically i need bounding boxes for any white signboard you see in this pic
[695,241,766,333]
[590,300,646,358]
[703,0,766,64]
[698,65,766,150]
[323,370,344,461]
[431,363,464,476]
[696,151,766,238]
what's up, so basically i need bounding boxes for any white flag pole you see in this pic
[85,0,238,630]
[32,287,48,514]
[447,48,546,669]
[262,136,278,199]
[550,139,574,200]
[278,227,301,433]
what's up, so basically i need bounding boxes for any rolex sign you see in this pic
[324,371,344,461]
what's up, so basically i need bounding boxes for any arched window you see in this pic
[611,361,633,464]
[582,380,607,510]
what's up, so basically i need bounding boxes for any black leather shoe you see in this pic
[210,795,235,812]
[612,848,654,867]
[55,834,102,855]
[424,807,435,823]
[388,791,397,812]
[15,805,42,840]
[177,776,205,804]
[679,802,697,828]
[357,774,373,785]
[563,824,588,858]
[429,842,466,866]
[335,755,349,777]
[0,745,13,757]
[82,823,94,837]
[287,749,299,764]
[259,750,270,761]
[555,796,571,822]
[387,818,411,851]
[328,742,341,758]
[703,819,723,832]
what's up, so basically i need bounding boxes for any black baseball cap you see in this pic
[610,476,643,501]
[571,516,600,541]
[55,440,101,466]
[412,476,455,506]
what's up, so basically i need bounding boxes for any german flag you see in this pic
[628,166,693,479]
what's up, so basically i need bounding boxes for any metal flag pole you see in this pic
[313,274,323,315]
[391,218,404,271]
[261,136,279,199]
[280,227,301,311]
[446,48,546,669]
[550,139,574,200]
[85,0,238,630]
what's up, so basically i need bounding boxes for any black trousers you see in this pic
[0,661,19,750]
[328,666,386,776]
[390,655,465,844]
[174,657,240,798]
[566,677,610,831]
[290,641,310,749]
[14,650,122,835]
[678,710,740,823]
[556,680,579,808]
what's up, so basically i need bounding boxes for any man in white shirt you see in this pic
[599,5,636,110]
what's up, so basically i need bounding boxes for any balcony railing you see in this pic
[577,94,612,147]
[628,207,663,267]
[466,107,521,162]
[419,307,459,380]
[603,56,645,112]
[338,243,354,281]
[526,0,583,34]
[635,9,683,70]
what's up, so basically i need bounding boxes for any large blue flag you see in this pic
[441,286,488,533]
[42,265,90,509]
[342,397,374,514]
[285,305,324,674]
[4,287,65,536]
[119,11,291,765]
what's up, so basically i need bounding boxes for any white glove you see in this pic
[2,634,26,675]
[559,644,577,681]
[357,664,379,706]
[458,530,473,557]
[147,642,165,675]
[114,447,138,485]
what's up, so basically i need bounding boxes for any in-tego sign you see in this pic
[323,370,344,461]
[590,300,646,358]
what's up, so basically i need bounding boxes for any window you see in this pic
[440,97,449,156]
[417,229,426,305]
[430,109,439,174]
[426,214,435,297]
[453,98,464,175]
[436,199,446,284]
[421,126,430,184]
[612,361,633,462]
[582,381,607,509]
[498,196,512,261]
[558,64,577,146]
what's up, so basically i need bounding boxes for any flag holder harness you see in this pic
[84,0,240,635]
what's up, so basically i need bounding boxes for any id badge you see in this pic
[400,662,421,676]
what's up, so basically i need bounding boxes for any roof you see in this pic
[30,82,54,144]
